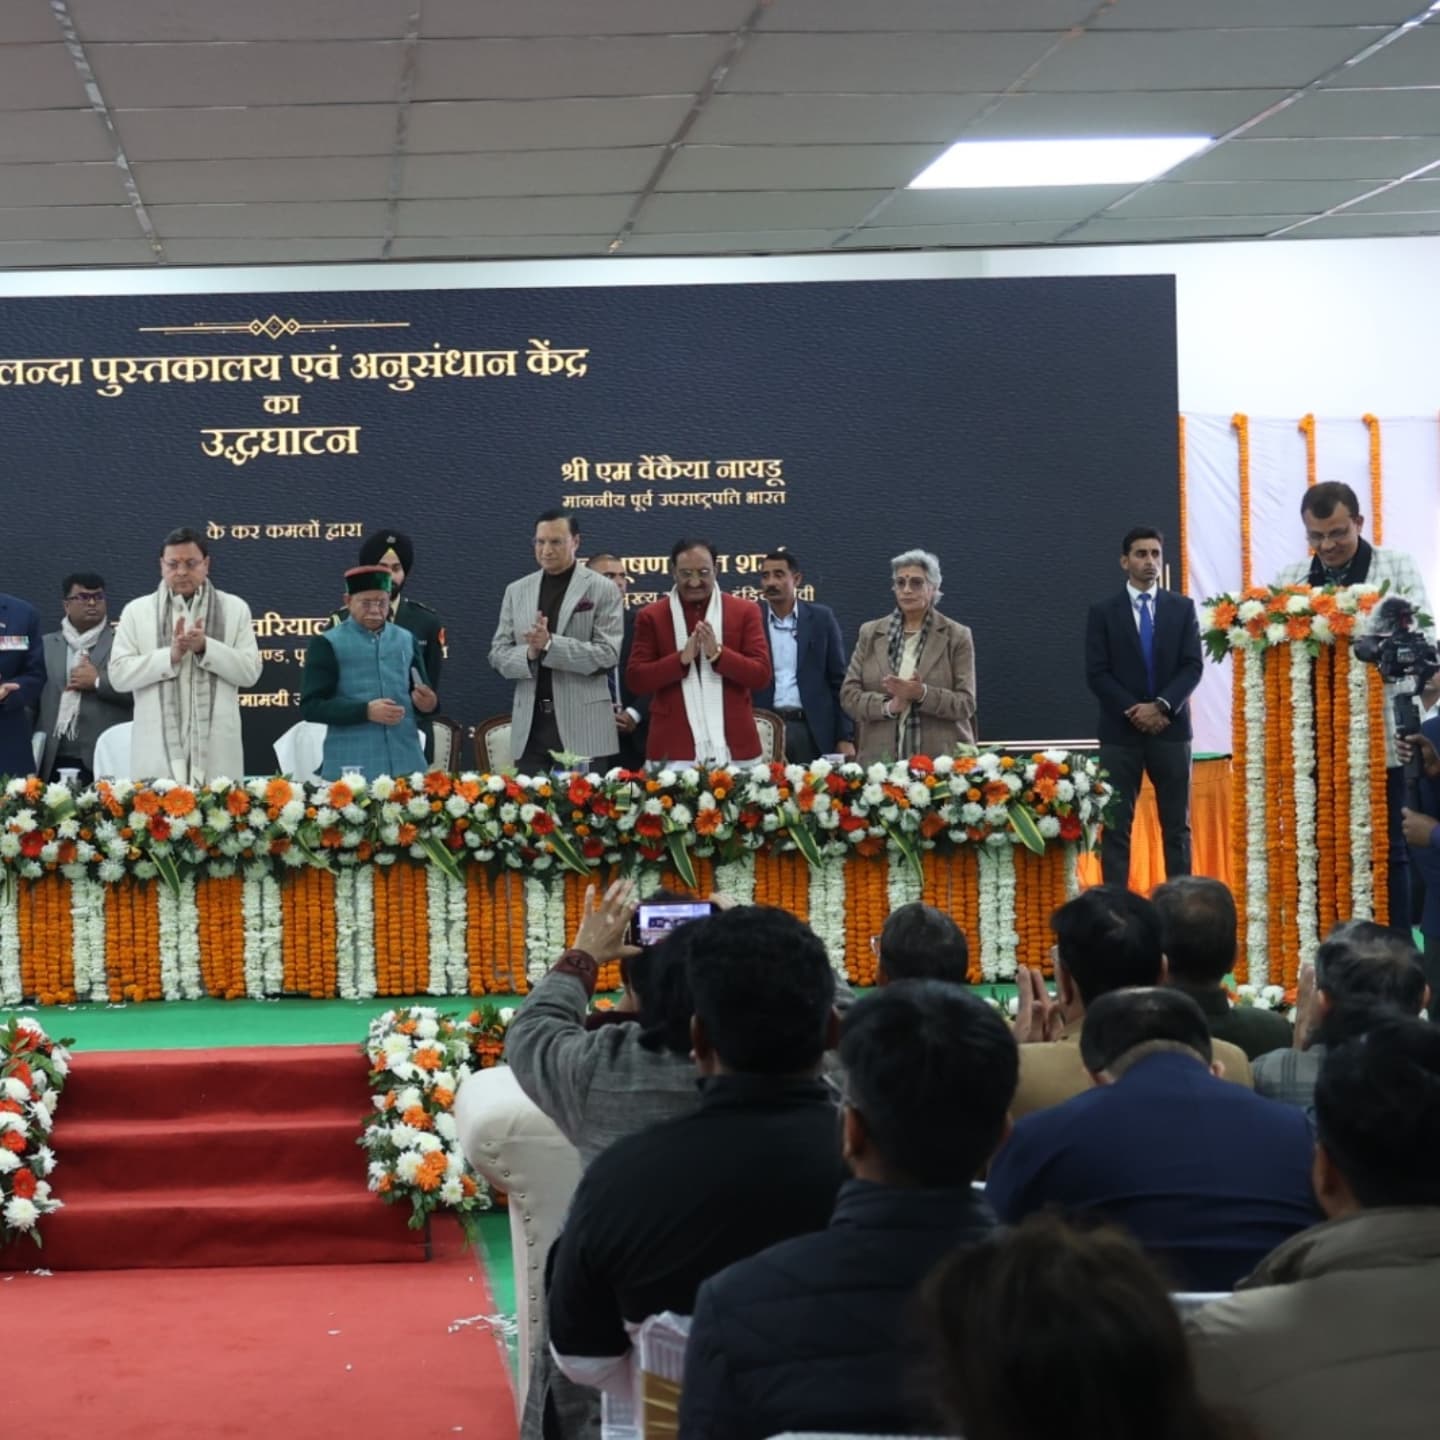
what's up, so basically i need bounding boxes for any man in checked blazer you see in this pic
[1085,526,1205,889]
[489,509,623,772]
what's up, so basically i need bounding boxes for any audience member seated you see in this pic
[547,905,848,1397]
[679,981,1017,1439]
[1253,920,1428,1114]
[988,987,1322,1291]
[874,901,970,985]
[1011,886,1252,1119]
[1188,1017,1440,1438]
[1153,876,1293,1060]
[506,879,702,1169]
[921,1214,1253,1440]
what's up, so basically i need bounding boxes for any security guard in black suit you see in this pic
[326,530,446,760]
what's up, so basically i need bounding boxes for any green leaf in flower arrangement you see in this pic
[1008,803,1046,856]
[666,830,698,890]
[420,834,464,886]
[882,819,923,888]
[543,826,592,879]
[785,820,824,873]
[151,848,183,897]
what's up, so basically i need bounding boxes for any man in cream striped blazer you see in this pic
[488,510,623,772]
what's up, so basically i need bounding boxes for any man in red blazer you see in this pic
[626,538,772,765]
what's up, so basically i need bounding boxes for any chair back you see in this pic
[752,708,786,765]
[429,714,464,772]
[474,712,513,773]
[273,720,327,781]
[91,722,133,780]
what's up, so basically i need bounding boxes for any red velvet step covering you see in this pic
[1,1045,426,1272]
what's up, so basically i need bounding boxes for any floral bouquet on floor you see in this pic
[360,1006,490,1239]
[0,1016,70,1248]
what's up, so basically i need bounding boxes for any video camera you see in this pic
[1353,595,1439,791]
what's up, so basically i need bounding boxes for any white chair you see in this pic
[30,730,44,772]
[1171,1292,1230,1316]
[92,722,133,779]
[454,1066,582,1421]
[753,708,786,765]
[273,720,327,781]
[474,713,513,773]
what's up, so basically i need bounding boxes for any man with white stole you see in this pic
[301,566,438,781]
[110,527,262,782]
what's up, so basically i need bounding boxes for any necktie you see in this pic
[1137,592,1156,695]
[607,667,620,704]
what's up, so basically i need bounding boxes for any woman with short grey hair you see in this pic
[840,547,976,762]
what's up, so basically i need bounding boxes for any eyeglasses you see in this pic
[1305,523,1355,546]
[353,597,390,609]
[676,568,713,582]
[65,590,105,604]
[162,558,206,572]
[893,576,929,591]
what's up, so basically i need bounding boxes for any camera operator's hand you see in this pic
[1397,733,1440,779]
[572,878,640,962]
[1401,807,1440,849]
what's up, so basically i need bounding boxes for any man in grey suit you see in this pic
[35,572,133,781]
[488,509,623,772]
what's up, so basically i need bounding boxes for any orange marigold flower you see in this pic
[376,1173,393,1193]
[401,1105,434,1130]
[161,787,197,816]
[413,1046,443,1071]
[1286,616,1311,640]
[265,778,294,811]
[11,1168,38,1200]
[397,823,418,846]
[1212,601,1238,629]
[982,780,1011,806]
[432,1087,455,1110]
[695,809,723,835]
[456,778,482,804]
[1,1131,26,1153]
[328,781,354,809]
[133,790,162,817]
[425,772,453,798]
[226,789,251,816]
[1329,613,1356,637]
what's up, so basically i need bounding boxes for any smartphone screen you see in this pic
[632,900,715,946]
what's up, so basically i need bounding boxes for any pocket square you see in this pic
[574,599,595,613]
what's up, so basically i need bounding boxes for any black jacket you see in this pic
[679,1180,995,1440]
[1084,587,1203,745]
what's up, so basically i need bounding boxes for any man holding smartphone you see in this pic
[301,566,437,780]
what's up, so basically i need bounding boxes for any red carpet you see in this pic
[2,1232,517,1440]
[0,1044,426,1271]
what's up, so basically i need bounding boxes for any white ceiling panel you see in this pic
[423,1,754,37]
[1025,27,1382,92]
[397,196,634,236]
[722,32,1058,94]
[0,206,141,241]
[840,220,1072,246]
[635,190,887,231]
[662,143,943,191]
[0,43,91,109]
[1063,215,1309,241]
[760,1,1097,30]
[963,90,1293,139]
[0,238,158,267]
[878,185,1133,225]
[389,234,616,258]
[1173,136,1440,182]
[85,42,404,108]
[403,149,661,198]
[1245,88,1440,136]
[67,0,416,42]
[1342,176,1440,211]
[414,36,725,101]
[132,157,394,204]
[0,110,113,164]
[1290,210,1440,236]
[0,162,130,206]
[113,106,399,162]
[149,201,390,238]
[164,238,386,263]
[0,0,60,44]
[406,97,694,152]
[689,93,996,145]
[1324,20,1440,86]
[621,228,845,253]
[1091,2,1421,26]
[1115,178,1377,217]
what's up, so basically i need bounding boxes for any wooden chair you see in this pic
[474,713,512,773]
[428,714,464,772]
[752,707,786,765]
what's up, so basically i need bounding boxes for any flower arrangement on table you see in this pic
[360,1005,492,1236]
[1198,581,1387,659]
[0,1015,70,1248]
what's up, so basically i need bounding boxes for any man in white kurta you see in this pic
[109,527,263,782]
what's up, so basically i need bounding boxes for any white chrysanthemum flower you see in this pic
[519,803,538,823]
[394,1152,423,1183]
[314,806,337,827]
[961,803,985,825]
[415,1016,440,1040]
[642,798,663,816]
[11,810,37,834]
[652,768,676,788]
[1055,780,1075,803]
[2,1077,29,1103]
[396,1086,424,1110]
[56,818,80,840]
[446,1151,465,1177]
[1265,622,1287,645]
[389,1122,421,1149]
[975,752,1002,774]
[1198,605,1216,631]
[1311,615,1333,641]
[381,1032,411,1059]
[44,782,72,808]
[445,795,469,817]
[809,758,832,779]
[31,1104,52,1134]
[0,1151,18,1174]
[906,782,930,808]
[484,774,506,793]
[498,1007,516,1026]
[812,793,832,814]
[932,754,955,775]
[861,783,883,806]
[985,831,1009,846]
[499,803,518,823]
[3,1197,40,1230]
[440,1178,464,1205]
[406,797,430,819]
[5,777,30,796]
[413,1132,443,1154]
[1003,774,1023,793]
[761,813,780,831]
[671,804,693,827]
[209,810,235,833]
[697,791,717,812]
[0,835,20,859]
[1237,599,1266,622]
[983,805,1010,826]
[280,799,305,827]
[1285,594,1310,614]
[1037,815,1062,838]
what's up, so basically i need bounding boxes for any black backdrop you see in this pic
[0,275,1178,773]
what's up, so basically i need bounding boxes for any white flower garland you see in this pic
[0,885,20,1006]
[424,866,470,996]
[807,858,847,980]
[177,875,202,999]
[1063,841,1081,900]
[523,875,557,987]
[994,840,1019,979]
[242,867,285,999]
[1347,644,1375,920]
[713,853,756,904]
[354,864,377,997]
[1243,645,1269,985]
[445,868,469,995]
[156,878,180,1001]
[886,850,921,913]
[977,846,1000,981]
[68,875,108,1003]
[335,867,359,1000]
[1290,644,1320,969]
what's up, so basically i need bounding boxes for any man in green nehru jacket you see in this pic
[303,566,437,780]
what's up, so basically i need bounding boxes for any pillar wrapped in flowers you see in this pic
[0,750,1112,1005]
[1200,583,1394,992]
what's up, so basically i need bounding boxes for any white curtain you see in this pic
[1183,413,1440,753]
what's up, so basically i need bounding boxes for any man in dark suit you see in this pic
[587,553,648,770]
[1085,526,1204,888]
[753,550,855,764]
[0,589,46,779]
[35,572,132,782]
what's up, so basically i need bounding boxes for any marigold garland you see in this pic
[1232,412,1253,590]
[1361,413,1383,544]
[1298,413,1316,487]
[1177,414,1190,595]
[843,852,885,986]
[196,874,246,999]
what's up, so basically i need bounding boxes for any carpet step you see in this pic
[2,1188,428,1271]
[53,1112,377,1193]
